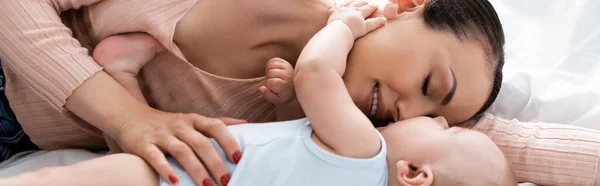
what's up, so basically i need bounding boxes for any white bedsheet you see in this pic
[487,0,600,130]
[1,1,599,185]
[0,150,104,177]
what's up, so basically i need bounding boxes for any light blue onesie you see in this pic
[161,118,388,186]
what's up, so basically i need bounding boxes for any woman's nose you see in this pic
[433,116,449,129]
[394,99,436,121]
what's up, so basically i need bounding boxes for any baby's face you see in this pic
[379,116,500,160]
[380,116,512,185]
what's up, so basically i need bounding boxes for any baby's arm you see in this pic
[294,4,385,158]
[93,33,165,104]
[472,114,600,186]
[0,154,159,186]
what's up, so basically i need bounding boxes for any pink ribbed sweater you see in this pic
[0,0,597,185]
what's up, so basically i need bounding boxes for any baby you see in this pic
[0,2,516,186]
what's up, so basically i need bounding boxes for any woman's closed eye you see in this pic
[422,73,431,96]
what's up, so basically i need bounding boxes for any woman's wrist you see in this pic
[595,163,600,186]
[65,71,150,138]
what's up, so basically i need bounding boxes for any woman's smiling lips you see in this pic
[362,83,386,119]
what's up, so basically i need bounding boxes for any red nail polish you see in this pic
[221,174,231,186]
[169,174,179,185]
[233,151,242,163]
[203,178,213,186]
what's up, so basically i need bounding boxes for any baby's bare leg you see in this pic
[93,32,164,104]
[0,154,158,186]
[93,33,164,153]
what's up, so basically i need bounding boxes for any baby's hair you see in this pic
[421,0,506,122]
[432,157,517,186]
[430,138,518,186]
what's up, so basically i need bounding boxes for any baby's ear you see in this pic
[384,0,427,20]
[396,160,434,186]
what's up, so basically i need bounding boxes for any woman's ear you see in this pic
[383,0,427,20]
[396,160,434,186]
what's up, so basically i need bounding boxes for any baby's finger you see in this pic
[350,1,368,7]
[339,0,356,7]
[365,18,386,34]
[265,78,287,93]
[265,60,284,72]
[260,86,282,103]
[358,4,379,18]
[266,58,291,71]
[266,68,292,81]
[383,2,401,19]
[139,145,179,185]
[259,86,269,94]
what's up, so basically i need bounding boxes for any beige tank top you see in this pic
[139,52,277,123]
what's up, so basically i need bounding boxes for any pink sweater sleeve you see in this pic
[0,0,104,110]
[473,113,600,186]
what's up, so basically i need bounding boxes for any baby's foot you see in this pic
[259,58,295,104]
[93,33,164,73]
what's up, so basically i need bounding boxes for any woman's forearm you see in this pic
[595,167,600,186]
[473,114,600,186]
[65,71,151,139]
[0,0,106,109]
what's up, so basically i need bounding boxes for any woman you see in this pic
[0,0,597,185]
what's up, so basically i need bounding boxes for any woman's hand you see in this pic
[66,72,245,186]
[328,0,386,39]
[116,107,246,186]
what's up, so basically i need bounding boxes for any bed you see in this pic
[487,0,600,129]
[1,0,599,185]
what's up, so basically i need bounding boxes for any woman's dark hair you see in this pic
[422,0,505,123]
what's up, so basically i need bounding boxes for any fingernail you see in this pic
[233,151,242,164]
[169,174,179,185]
[203,178,213,186]
[221,174,231,186]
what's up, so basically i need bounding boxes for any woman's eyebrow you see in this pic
[441,68,457,106]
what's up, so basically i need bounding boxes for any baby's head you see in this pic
[379,116,516,186]
[343,0,505,125]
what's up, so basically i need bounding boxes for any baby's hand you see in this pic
[259,58,295,104]
[328,0,386,39]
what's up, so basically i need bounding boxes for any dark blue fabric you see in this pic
[0,58,38,162]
